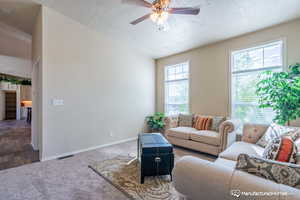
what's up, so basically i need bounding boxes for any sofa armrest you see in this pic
[219,119,241,152]
[163,116,178,133]
[173,156,234,200]
[173,156,300,200]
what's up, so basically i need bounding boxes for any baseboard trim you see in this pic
[41,137,137,162]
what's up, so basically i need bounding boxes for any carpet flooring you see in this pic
[0,120,39,170]
[0,139,216,200]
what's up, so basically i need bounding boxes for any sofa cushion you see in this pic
[166,127,196,140]
[178,114,194,127]
[256,123,295,148]
[236,154,300,189]
[263,137,298,163]
[214,158,236,168]
[190,131,220,146]
[219,141,264,161]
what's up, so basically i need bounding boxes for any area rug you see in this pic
[89,156,181,200]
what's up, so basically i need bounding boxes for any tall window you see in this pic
[165,62,189,116]
[231,41,283,124]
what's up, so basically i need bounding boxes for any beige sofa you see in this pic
[173,123,300,200]
[164,115,240,156]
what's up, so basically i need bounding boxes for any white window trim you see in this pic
[164,61,190,116]
[228,38,286,120]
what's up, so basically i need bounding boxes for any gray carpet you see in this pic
[0,140,215,200]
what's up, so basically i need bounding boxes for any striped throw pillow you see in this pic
[193,116,212,130]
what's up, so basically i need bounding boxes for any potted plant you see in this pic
[146,112,165,132]
[256,63,300,126]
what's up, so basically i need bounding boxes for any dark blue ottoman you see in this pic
[138,133,174,184]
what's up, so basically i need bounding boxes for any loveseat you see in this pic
[164,115,240,156]
[173,123,300,200]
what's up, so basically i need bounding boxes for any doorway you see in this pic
[0,74,39,170]
[5,91,17,120]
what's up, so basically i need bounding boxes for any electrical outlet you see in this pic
[52,99,64,106]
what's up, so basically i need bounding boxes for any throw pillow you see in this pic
[263,137,297,163]
[193,116,212,130]
[178,114,194,127]
[211,116,226,132]
[256,123,295,148]
[297,152,300,165]
[296,137,300,151]
[236,154,300,189]
[241,124,268,144]
[283,129,300,141]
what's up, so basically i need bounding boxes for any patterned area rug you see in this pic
[89,156,181,200]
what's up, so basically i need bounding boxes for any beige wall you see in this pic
[0,26,31,60]
[0,22,32,79]
[156,19,300,126]
[39,7,155,160]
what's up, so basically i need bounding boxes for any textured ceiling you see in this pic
[0,1,40,34]
[2,0,300,58]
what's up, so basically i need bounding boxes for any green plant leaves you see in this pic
[256,63,300,125]
[0,75,31,85]
[146,112,165,132]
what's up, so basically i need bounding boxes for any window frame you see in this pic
[164,61,190,116]
[229,39,286,123]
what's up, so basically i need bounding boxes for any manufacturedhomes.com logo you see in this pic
[230,190,289,198]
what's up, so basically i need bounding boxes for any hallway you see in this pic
[0,120,39,170]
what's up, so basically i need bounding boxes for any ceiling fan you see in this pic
[123,0,200,30]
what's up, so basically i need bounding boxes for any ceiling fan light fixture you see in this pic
[150,12,159,22]
[126,0,200,29]
[160,11,169,21]
[151,11,169,24]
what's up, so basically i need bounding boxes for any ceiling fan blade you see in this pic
[122,0,153,8]
[168,7,200,15]
[130,13,151,25]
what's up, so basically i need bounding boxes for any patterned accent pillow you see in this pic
[263,137,297,163]
[211,116,226,132]
[283,129,300,141]
[236,154,300,189]
[256,123,295,148]
[193,116,212,130]
[178,114,194,127]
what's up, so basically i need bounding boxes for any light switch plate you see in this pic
[52,99,64,106]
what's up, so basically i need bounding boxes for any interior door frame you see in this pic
[31,59,40,151]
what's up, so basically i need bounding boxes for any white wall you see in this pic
[0,22,32,78]
[0,24,31,60]
[38,7,155,160]
[0,55,32,78]
[156,19,300,126]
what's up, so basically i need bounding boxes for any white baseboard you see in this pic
[41,137,137,162]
